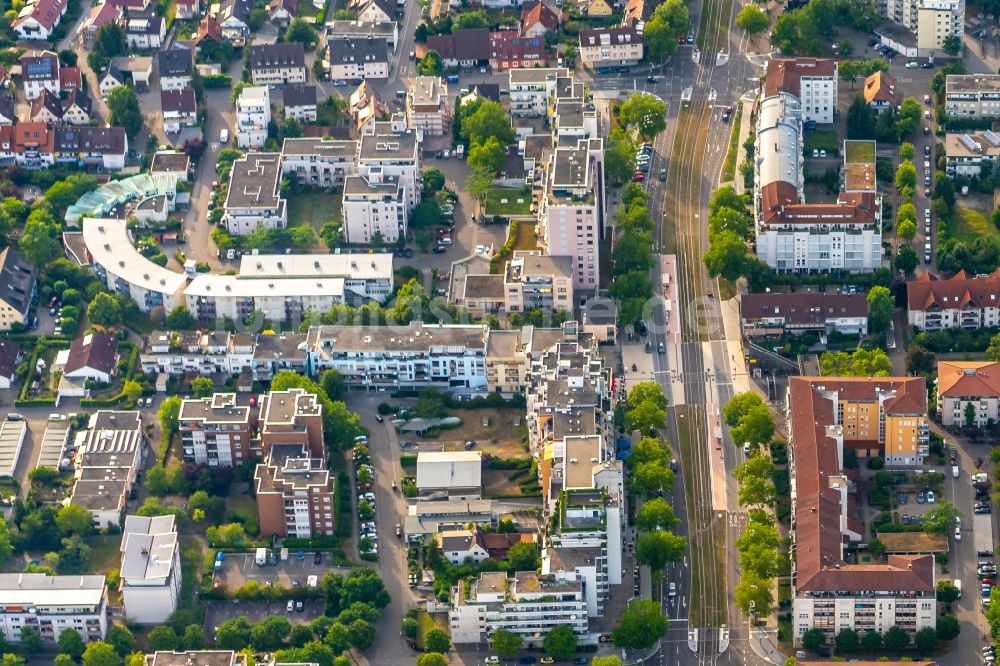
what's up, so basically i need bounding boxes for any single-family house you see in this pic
[520,1,558,38]
[0,339,21,390]
[354,0,393,22]
[125,13,165,49]
[13,0,68,40]
[161,88,197,133]
[217,0,252,43]
[282,84,317,123]
[56,331,119,385]
[268,0,297,26]
[99,65,126,97]
[29,89,62,124]
[80,1,122,47]
[577,0,611,15]
[176,0,198,18]
[158,48,193,90]
[438,529,490,564]
[20,51,60,101]
[864,71,897,114]
[59,67,82,94]
[61,91,93,125]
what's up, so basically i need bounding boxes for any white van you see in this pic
[255,548,267,566]
[953,465,960,478]
[220,128,229,143]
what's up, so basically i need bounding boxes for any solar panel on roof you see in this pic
[960,134,979,151]
[985,130,1000,147]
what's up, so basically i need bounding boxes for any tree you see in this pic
[507,541,540,571]
[861,631,882,652]
[18,212,61,266]
[87,292,122,327]
[867,285,894,333]
[593,659,625,666]
[735,571,774,617]
[147,626,180,651]
[490,630,522,658]
[82,642,119,666]
[900,142,916,161]
[461,101,515,147]
[57,628,86,659]
[897,217,916,240]
[846,95,876,139]
[207,523,247,547]
[820,348,892,376]
[106,625,135,657]
[107,86,143,138]
[731,404,776,448]
[703,230,748,282]
[284,18,319,48]
[604,128,636,184]
[250,616,291,651]
[905,344,936,376]
[453,7,488,28]
[800,628,825,653]
[324,623,350,654]
[834,628,859,655]
[942,34,962,56]
[934,171,955,207]
[734,455,777,507]
[923,500,961,534]
[320,369,346,401]
[936,613,960,641]
[612,232,655,275]
[644,0,690,59]
[183,625,208,650]
[895,98,923,139]
[895,160,917,191]
[735,4,769,32]
[635,531,686,572]
[543,624,578,660]
[723,392,766,426]
[883,626,909,652]
[936,580,960,603]
[895,245,918,273]
[56,504,94,537]
[347,619,375,651]
[637,497,678,531]
[914,627,938,653]
[416,655,448,666]
[467,136,506,174]
[620,94,668,140]
[424,629,450,654]
[625,397,666,434]
[55,655,74,666]
[613,599,668,649]
[166,305,196,329]
[632,461,675,497]
[868,537,886,560]
[191,377,215,398]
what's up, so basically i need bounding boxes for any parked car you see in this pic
[286,600,295,612]
[927,491,936,503]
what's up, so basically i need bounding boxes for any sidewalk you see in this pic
[731,100,754,195]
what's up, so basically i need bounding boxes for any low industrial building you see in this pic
[415,451,482,500]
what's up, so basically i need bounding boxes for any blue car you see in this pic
[296,549,305,560]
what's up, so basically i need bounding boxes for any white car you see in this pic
[485,658,500,665]
[286,600,295,612]
[927,491,936,503]
[905,61,919,68]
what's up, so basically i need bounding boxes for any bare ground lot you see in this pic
[407,407,529,457]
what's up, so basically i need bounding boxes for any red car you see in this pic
[632,172,645,181]
[985,578,997,586]
[677,35,686,45]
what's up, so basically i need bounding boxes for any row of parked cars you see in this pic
[353,436,379,556]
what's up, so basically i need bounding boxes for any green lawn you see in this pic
[952,206,997,243]
[288,193,341,231]
[87,535,123,574]
[226,490,260,536]
[845,140,875,163]
[513,223,538,252]
[721,103,743,182]
[485,188,532,216]
[804,130,840,155]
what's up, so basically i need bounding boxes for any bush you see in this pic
[377,402,394,415]
[202,74,233,88]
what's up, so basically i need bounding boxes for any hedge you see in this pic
[14,398,57,407]
[201,74,233,88]
[489,221,519,274]
[81,393,128,407]
[400,454,417,468]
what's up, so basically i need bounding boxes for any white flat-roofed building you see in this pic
[508,67,569,117]
[357,114,421,211]
[222,153,287,235]
[341,173,408,244]
[0,574,107,644]
[145,651,246,666]
[0,419,26,478]
[238,253,393,304]
[70,411,144,528]
[449,571,589,645]
[326,19,398,49]
[539,137,605,288]
[236,86,270,150]
[140,330,256,377]
[306,322,488,392]
[119,515,182,624]
[280,137,358,188]
[416,451,482,498]
[37,415,70,469]
[407,76,450,136]
[946,75,1000,118]
[185,274,345,324]
[577,26,643,66]
[82,218,187,314]
[944,131,1000,177]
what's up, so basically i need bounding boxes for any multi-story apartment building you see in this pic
[936,360,1000,427]
[553,98,598,141]
[119,515,182,624]
[407,76,450,136]
[878,0,963,55]
[906,269,1000,330]
[739,292,869,337]
[141,331,255,377]
[145,651,246,666]
[306,322,488,393]
[508,67,569,116]
[946,75,1000,118]
[282,84,317,123]
[259,388,325,459]
[504,251,574,313]
[237,253,394,305]
[327,20,399,50]
[357,115,420,210]
[179,393,257,466]
[788,377,936,645]
[0,247,38,331]
[235,86,270,150]
[944,131,1000,177]
[222,153,286,235]
[754,62,882,273]
[20,51,61,101]
[484,329,528,396]
[539,138,605,288]
[327,36,390,82]
[450,571,589,644]
[577,26,644,66]
[0,574,107,644]
[764,58,838,124]
[70,411,145,528]
[341,173,408,243]
[280,137,358,187]
[249,43,307,86]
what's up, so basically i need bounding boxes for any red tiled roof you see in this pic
[906,268,1000,312]
[937,361,1000,398]
[740,292,868,326]
[13,0,67,31]
[195,16,223,44]
[12,122,53,152]
[521,1,559,34]
[864,70,897,105]
[488,30,545,63]
[788,377,935,595]
[763,57,836,98]
[59,66,82,91]
[426,29,490,62]
[759,181,878,226]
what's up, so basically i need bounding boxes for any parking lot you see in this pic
[213,551,351,588]
[204,599,325,637]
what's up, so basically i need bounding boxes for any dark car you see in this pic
[574,660,589,665]
[375,414,384,423]
[921,62,934,69]
[646,75,658,83]
[314,552,322,565]
[432,246,447,254]
[686,32,695,44]
[518,659,536,665]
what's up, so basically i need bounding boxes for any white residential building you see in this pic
[20,51,61,101]
[946,75,1000,118]
[327,36,390,82]
[249,43,307,86]
[222,153,287,235]
[878,0,964,56]
[936,360,1000,427]
[944,131,1000,177]
[280,137,358,188]
[540,137,605,289]
[306,322,488,393]
[906,269,1000,331]
[357,115,420,209]
[438,529,490,564]
[763,58,838,124]
[141,331,257,377]
[341,173,408,243]
[407,76,450,136]
[508,67,569,116]
[119,515,182,624]
[236,85,270,150]
[577,26,644,66]
[450,572,589,645]
[70,411,145,528]
[0,574,107,644]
